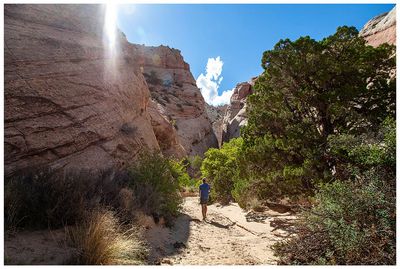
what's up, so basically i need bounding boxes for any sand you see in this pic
[145,196,297,265]
[4,228,75,265]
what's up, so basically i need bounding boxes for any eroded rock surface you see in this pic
[205,104,227,147]
[221,80,254,144]
[359,6,396,47]
[5,4,216,176]
[134,45,218,156]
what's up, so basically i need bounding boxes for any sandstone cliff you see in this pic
[359,6,396,47]
[205,104,227,147]
[220,80,254,144]
[133,45,218,156]
[4,4,216,176]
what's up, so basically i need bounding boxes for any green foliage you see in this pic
[239,26,395,199]
[128,152,182,223]
[189,155,203,172]
[201,138,243,204]
[274,118,395,265]
[168,158,191,188]
[275,179,395,265]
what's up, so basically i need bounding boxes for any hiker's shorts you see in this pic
[200,197,209,205]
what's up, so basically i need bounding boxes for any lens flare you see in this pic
[104,3,117,48]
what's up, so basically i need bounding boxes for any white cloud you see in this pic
[196,56,233,106]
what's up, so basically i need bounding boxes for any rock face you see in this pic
[4,4,216,176]
[133,45,218,156]
[359,7,396,47]
[205,104,227,147]
[221,80,254,144]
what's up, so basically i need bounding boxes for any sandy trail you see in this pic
[145,196,297,265]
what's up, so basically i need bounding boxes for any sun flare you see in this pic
[104,3,117,48]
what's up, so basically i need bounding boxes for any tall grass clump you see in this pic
[67,209,146,265]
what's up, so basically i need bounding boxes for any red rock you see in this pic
[5,4,218,175]
[359,7,396,47]
[4,4,154,175]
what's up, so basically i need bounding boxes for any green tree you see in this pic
[241,26,395,195]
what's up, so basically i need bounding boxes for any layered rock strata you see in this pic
[4,4,216,176]
[221,80,254,144]
[359,6,396,47]
[133,45,218,156]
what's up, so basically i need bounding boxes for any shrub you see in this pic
[4,168,130,231]
[168,159,191,189]
[128,152,182,223]
[186,155,203,178]
[201,138,243,204]
[67,209,146,265]
[274,118,396,265]
[274,179,395,265]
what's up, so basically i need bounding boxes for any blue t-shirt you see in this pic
[199,183,210,199]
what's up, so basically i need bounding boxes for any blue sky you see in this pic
[116,4,395,105]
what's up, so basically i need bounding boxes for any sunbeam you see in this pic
[104,3,117,48]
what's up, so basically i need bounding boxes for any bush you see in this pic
[4,168,130,231]
[274,179,395,265]
[186,155,203,178]
[274,118,396,265]
[67,209,146,265]
[168,159,191,189]
[201,138,242,204]
[128,152,182,223]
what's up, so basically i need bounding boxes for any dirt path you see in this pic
[145,197,297,265]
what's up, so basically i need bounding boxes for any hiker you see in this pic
[199,178,211,220]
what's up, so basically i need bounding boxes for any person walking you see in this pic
[199,178,211,220]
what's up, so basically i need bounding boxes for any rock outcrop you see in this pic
[221,80,254,144]
[205,104,227,147]
[133,45,218,156]
[4,4,216,176]
[359,6,396,47]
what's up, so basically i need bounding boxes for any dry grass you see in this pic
[248,198,265,212]
[67,209,147,265]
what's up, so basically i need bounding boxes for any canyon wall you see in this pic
[133,45,218,157]
[4,4,216,176]
[359,6,396,47]
[205,104,227,147]
[220,80,254,144]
